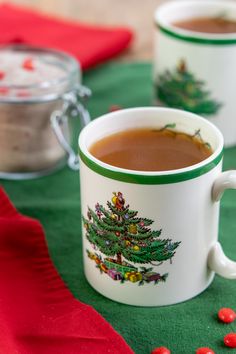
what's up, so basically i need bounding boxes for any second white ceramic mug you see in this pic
[154,0,236,147]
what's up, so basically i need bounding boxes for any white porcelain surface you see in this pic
[79,107,236,306]
[154,1,236,147]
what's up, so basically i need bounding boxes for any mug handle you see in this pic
[51,84,91,171]
[208,170,236,279]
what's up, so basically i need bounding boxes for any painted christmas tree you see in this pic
[156,59,222,115]
[82,192,181,285]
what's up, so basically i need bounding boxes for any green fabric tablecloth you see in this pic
[1,62,236,354]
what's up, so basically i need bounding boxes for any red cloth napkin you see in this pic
[0,187,134,354]
[0,3,133,69]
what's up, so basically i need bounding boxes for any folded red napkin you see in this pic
[0,187,134,354]
[0,3,133,69]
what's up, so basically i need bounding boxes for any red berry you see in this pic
[109,104,122,112]
[151,347,171,354]
[0,71,5,80]
[22,58,34,71]
[224,333,236,348]
[196,347,215,354]
[218,308,236,323]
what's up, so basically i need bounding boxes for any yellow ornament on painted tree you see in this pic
[112,193,117,206]
[133,245,140,251]
[128,224,137,234]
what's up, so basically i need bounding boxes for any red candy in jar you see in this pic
[0,86,9,95]
[22,58,35,71]
[218,308,236,323]
[0,71,5,80]
[151,347,171,354]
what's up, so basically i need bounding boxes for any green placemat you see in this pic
[1,62,236,354]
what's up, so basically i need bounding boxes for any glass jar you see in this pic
[0,45,91,179]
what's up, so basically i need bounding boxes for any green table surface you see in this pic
[1,62,236,354]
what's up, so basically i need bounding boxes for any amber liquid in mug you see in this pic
[173,16,236,34]
[89,128,213,171]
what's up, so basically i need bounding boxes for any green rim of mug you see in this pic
[79,148,223,185]
[157,24,236,45]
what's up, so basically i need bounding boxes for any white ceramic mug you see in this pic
[154,0,236,147]
[78,107,236,306]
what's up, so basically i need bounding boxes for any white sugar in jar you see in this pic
[0,45,90,179]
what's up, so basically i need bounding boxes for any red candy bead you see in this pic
[218,308,236,323]
[0,71,5,80]
[17,90,30,98]
[22,58,35,71]
[224,333,236,348]
[196,347,215,354]
[151,347,171,354]
[109,104,122,112]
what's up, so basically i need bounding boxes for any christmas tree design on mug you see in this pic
[82,192,181,285]
[156,59,222,115]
